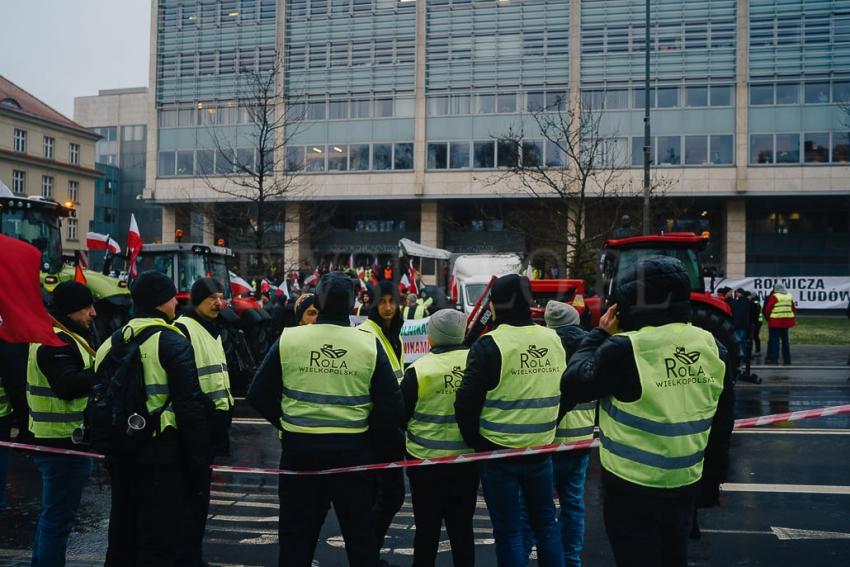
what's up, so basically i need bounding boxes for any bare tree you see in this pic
[200,55,308,276]
[491,98,670,281]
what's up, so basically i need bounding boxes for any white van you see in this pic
[450,254,523,314]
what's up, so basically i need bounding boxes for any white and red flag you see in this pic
[86,232,121,255]
[127,214,143,278]
[228,271,253,296]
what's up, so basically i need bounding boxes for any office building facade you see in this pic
[147,0,850,278]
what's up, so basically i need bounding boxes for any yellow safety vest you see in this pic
[0,381,10,418]
[769,292,795,319]
[479,324,566,448]
[26,327,93,439]
[598,322,725,489]
[95,318,183,434]
[279,324,376,434]
[406,348,472,459]
[555,402,596,443]
[175,316,233,411]
[358,318,405,381]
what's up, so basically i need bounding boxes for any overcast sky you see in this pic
[0,1,151,118]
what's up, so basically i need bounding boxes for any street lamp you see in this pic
[642,0,652,235]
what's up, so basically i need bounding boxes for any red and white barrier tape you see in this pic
[2,403,849,475]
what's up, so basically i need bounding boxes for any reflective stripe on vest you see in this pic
[279,324,376,434]
[175,316,233,410]
[598,322,725,489]
[0,382,10,418]
[26,327,93,439]
[555,401,597,443]
[358,318,404,381]
[402,304,427,320]
[406,348,472,459]
[479,324,566,448]
[769,293,795,319]
[94,318,183,434]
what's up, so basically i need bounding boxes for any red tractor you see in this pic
[136,243,274,391]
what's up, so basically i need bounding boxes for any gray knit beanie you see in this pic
[544,301,580,328]
[427,309,467,347]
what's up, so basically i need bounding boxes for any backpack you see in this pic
[84,325,172,458]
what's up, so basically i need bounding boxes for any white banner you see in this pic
[349,315,432,363]
[708,277,850,309]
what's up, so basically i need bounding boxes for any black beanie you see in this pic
[191,277,224,307]
[376,279,398,302]
[52,281,93,315]
[294,293,317,323]
[490,274,532,321]
[315,272,354,318]
[611,255,691,331]
[131,270,177,312]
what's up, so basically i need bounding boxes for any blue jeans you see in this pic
[31,453,92,567]
[521,453,591,567]
[734,328,749,362]
[479,458,564,567]
[766,327,791,364]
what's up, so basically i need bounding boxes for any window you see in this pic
[374,98,393,118]
[449,142,470,169]
[750,134,773,164]
[68,142,80,165]
[67,218,78,241]
[285,147,305,171]
[710,135,733,165]
[631,136,653,166]
[709,85,732,106]
[177,150,194,176]
[522,141,543,167]
[473,141,494,168]
[776,83,799,104]
[427,143,447,169]
[545,140,564,167]
[12,170,25,194]
[68,180,79,203]
[833,81,850,103]
[306,146,326,172]
[684,136,707,165]
[833,132,850,163]
[309,43,327,69]
[308,100,326,120]
[328,99,348,120]
[350,144,370,170]
[526,91,545,112]
[685,86,708,107]
[657,136,681,165]
[351,99,370,118]
[497,93,516,114]
[475,94,495,114]
[197,149,215,175]
[158,151,176,176]
[373,144,392,170]
[633,87,655,109]
[328,145,348,171]
[428,97,449,117]
[43,137,55,159]
[13,128,26,153]
[803,133,829,163]
[450,95,470,115]
[775,133,800,163]
[546,92,566,112]
[750,84,773,105]
[497,140,518,168]
[104,208,116,223]
[159,110,178,128]
[216,149,234,175]
[41,175,53,198]
[105,179,113,194]
[236,148,255,172]
[657,87,679,108]
[804,82,830,104]
[605,89,629,109]
[394,143,413,170]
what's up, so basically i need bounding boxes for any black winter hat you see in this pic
[294,293,317,323]
[611,255,691,329]
[131,270,177,312]
[490,274,532,320]
[52,281,94,315]
[376,279,398,302]
[315,272,354,318]
[191,277,224,307]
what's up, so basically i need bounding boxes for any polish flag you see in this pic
[407,260,418,294]
[127,214,143,278]
[228,271,253,296]
[86,232,121,255]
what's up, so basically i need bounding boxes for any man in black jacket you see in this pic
[248,272,402,567]
[96,271,212,567]
[562,256,734,567]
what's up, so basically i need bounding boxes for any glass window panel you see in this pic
[428,96,449,116]
[473,141,494,168]
[311,0,327,16]
[450,95,470,115]
[350,144,370,170]
[545,140,564,167]
[449,142,470,169]
[710,135,733,165]
[178,108,196,127]
[374,98,393,117]
[197,150,215,175]
[632,136,653,166]
[684,136,707,165]
[777,16,801,45]
[330,42,349,67]
[373,144,392,170]
[775,133,800,163]
[776,83,799,104]
[497,140,518,168]
[216,150,234,174]
[526,91,545,112]
[329,99,348,120]
[750,84,774,105]
[803,133,829,163]
[308,100,326,120]
[306,146,326,171]
[545,91,566,111]
[605,89,629,109]
[236,148,255,172]
[475,94,495,114]
[832,132,850,163]
[158,151,176,176]
[633,87,655,109]
[657,136,681,165]
[427,143,447,169]
[750,134,774,164]
[175,151,194,176]
[522,141,543,167]
[351,99,370,118]
[497,93,516,113]
[685,86,708,107]
[160,110,178,128]
[709,85,732,106]
[833,81,850,103]
[394,143,413,170]
[804,82,830,104]
[328,145,348,171]
[352,0,370,12]
[396,97,415,118]
[374,39,393,65]
[657,87,679,108]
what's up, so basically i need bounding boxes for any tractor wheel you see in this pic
[690,303,740,374]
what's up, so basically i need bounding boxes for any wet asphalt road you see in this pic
[2,356,849,566]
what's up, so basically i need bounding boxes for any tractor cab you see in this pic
[137,243,234,304]
[0,193,69,276]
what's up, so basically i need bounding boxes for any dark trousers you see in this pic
[372,468,406,552]
[602,478,697,567]
[177,467,212,566]
[752,322,762,353]
[278,450,378,567]
[105,461,185,567]
[0,414,10,511]
[766,327,791,364]
[406,462,479,567]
